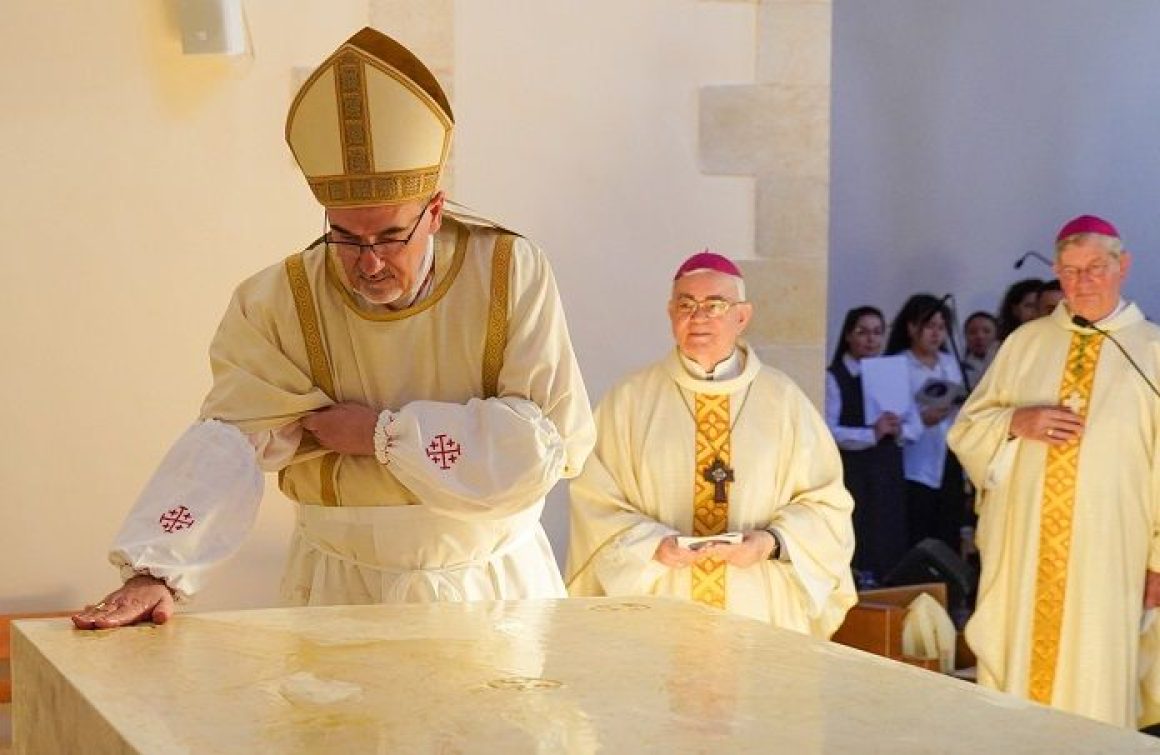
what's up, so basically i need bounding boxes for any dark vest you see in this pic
[828,357,908,577]
[829,359,866,428]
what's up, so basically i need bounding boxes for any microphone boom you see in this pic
[1071,316,1160,400]
[1014,250,1053,270]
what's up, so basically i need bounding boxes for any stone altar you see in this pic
[12,597,1160,753]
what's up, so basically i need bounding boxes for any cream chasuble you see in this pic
[111,212,595,603]
[948,303,1160,727]
[566,346,856,637]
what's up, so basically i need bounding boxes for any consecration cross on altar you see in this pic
[703,457,734,503]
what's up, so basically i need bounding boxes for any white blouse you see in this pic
[901,349,964,488]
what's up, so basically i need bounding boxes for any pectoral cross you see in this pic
[1064,390,1086,415]
[703,457,734,503]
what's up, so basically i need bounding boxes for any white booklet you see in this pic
[860,354,911,421]
[677,532,743,550]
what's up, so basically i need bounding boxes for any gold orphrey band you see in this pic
[690,393,731,608]
[1027,331,1104,703]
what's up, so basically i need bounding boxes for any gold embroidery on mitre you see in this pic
[1028,331,1104,704]
[286,28,455,208]
[335,52,374,183]
[691,393,731,609]
[309,169,441,208]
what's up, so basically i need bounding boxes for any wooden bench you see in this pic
[831,583,974,673]
[1,612,75,703]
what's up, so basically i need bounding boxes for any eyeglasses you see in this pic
[324,199,431,258]
[670,296,745,319]
[1057,261,1113,282]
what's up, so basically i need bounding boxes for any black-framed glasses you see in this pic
[670,295,746,319]
[324,198,431,258]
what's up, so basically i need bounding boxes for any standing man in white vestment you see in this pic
[73,28,594,629]
[948,215,1160,728]
[565,252,856,637]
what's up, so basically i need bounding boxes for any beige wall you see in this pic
[451,0,757,559]
[1,1,774,611]
[701,0,832,403]
[1,2,375,612]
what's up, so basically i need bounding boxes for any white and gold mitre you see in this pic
[286,27,454,208]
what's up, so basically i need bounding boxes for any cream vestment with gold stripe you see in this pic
[949,302,1160,728]
[565,346,856,638]
[110,213,595,604]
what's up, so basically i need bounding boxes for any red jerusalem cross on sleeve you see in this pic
[425,434,462,470]
[159,505,195,533]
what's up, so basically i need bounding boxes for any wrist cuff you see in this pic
[766,528,785,561]
[119,567,186,603]
[373,410,397,464]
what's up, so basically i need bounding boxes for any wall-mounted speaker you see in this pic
[178,0,247,56]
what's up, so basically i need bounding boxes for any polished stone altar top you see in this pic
[13,597,1160,753]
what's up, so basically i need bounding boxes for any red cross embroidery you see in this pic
[159,505,195,533]
[425,434,462,470]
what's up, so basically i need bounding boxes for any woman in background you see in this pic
[826,306,915,587]
[996,278,1042,340]
[886,294,967,555]
[1036,278,1064,317]
[961,311,998,390]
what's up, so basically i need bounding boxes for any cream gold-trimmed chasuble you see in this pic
[949,302,1160,727]
[191,213,593,605]
[108,27,596,606]
[566,346,855,637]
[279,227,514,506]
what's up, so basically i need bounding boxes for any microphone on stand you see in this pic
[919,293,954,325]
[1071,315,1160,400]
[939,294,974,395]
[920,293,974,395]
[1014,250,1052,270]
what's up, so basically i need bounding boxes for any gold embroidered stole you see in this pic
[1028,331,1104,703]
[285,252,341,505]
[482,234,514,398]
[281,231,513,506]
[691,393,732,608]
